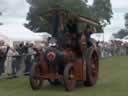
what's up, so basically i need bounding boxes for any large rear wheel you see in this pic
[84,48,99,86]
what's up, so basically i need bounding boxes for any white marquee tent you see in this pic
[35,32,51,41]
[91,33,104,41]
[0,24,42,46]
[0,24,42,41]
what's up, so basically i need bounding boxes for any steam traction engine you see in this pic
[29,7,99,91]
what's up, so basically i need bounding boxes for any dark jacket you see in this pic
[84,31,93,47]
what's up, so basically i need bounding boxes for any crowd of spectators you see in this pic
[0,41,38,78]
[98,40,128,58]
[0,38,128,79]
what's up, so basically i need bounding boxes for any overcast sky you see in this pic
[88,0,128,8]
[0,0,29,17]
[87,0,128,40]
[112,0,128,8]
[1,0,128,17]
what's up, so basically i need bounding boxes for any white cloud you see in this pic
[111,0,128,8]
[88,0,128,8]
[1,0,30,17]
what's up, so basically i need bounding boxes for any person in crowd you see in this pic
[24,42,29,75]
[24,43,36,75]
[4,46,18,78]
[15,42,24,73]
[0,45,5,76]
[0,41,9,76]
[11,48,19,78]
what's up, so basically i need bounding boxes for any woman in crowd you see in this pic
[4,46,18,77]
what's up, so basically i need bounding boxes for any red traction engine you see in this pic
[29,7,99,91]
[29,36,99,91]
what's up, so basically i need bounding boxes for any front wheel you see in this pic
[64,64,76,91]
[29,64,43,90]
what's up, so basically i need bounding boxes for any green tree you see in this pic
[92,0,113,27]
[25,0,113,32]
[113,29,128,39]
[25,0,90,32]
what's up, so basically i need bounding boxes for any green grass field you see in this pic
[0,56,128,96]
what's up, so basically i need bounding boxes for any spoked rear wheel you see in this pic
[84,48,99,86]
[64,64,76,91]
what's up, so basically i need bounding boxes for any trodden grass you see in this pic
[0,56,128,96]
